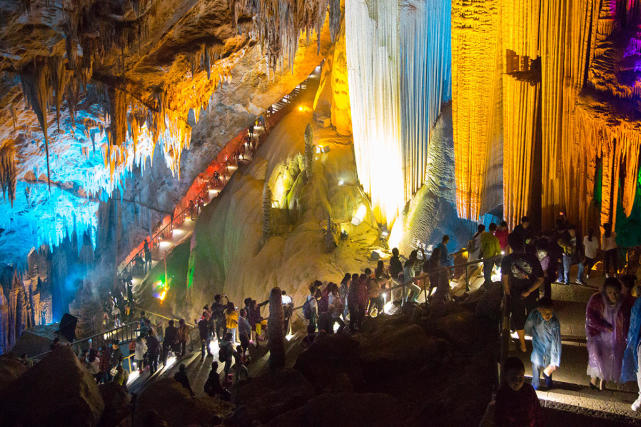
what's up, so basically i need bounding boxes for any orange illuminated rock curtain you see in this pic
[451,0,501,222]
[452,0,640,231]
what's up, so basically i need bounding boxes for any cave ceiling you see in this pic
[0,0,339,264]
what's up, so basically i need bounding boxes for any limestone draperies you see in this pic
[451,0,501,221]
[346,0,452,225]
[500,0,541,227]
[539,0,600,228]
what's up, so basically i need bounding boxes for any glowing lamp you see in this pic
[271,200,280,208]
[501,250,505,255]
[351,204,367,226]
[172,228,184,237]
[298,106,304,112]
[159,240,171,248]
[338,179,344,186]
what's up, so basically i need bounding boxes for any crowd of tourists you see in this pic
[485,214,641,425]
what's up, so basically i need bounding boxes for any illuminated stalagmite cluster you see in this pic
[346,0,451,225]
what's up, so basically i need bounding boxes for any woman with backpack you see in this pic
[303,283,319,331]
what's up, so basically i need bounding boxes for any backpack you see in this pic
[302,298,312,319]
[218,345,228,362]
[318,288,329,313]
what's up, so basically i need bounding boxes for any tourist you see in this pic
[225,302,239,344]
[211,294,226,341]
[145,333,160,375]
[621,275,638,298]
[403,250,421,303]
[367,269,384,316]
[328,282,345,332]
[177,319,189,357]
[134,336,147,374]
[436,235,452,268]
[480,223,501,286]
[339,273,351,320]
[603,223,618,277]
[317,283,331,332]
[219,332,235,378]
[389,248,403,284]
[281,290,294,335]
[494,357,542,426]
[174,364,195,397]
[513,216,533,248]
[534,238,555,300]
[233,345,249,384]
[110,340,123,373]
[204,362,230,400]
[86,349,101,383]
[578,228,599,284]
[249,299,263,344]
[348,273,367,331]
[501,233,544,353]
[557,225,578,284]
[304,282,319,330]
[469,224,485,261]
[113,365,129,391]
[586,277,631,390]
[495,221,510,253]
[143,239,152,273]
[162,320,178,364]
[99,345,112,383]
[198,312,212,359]
[524,298,561,390]
[622,284,641,410]
[238,309,251,356]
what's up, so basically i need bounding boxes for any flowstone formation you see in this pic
[345,0,451,226]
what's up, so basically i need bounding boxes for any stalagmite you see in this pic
[268,287,285,370]
[346,0,451,225]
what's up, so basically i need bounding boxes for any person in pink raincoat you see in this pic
[586,277,633,390]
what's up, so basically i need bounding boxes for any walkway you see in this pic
[509,266,641,422]
[116,75,316,297]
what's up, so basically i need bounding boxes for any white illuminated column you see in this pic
[346,0,404,225]
[346,0,451,226]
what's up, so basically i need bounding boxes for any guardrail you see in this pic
[29,321,140,363]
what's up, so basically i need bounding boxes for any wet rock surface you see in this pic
[135,378,233,427]
[234,300,498,427]
[0,345,104,427]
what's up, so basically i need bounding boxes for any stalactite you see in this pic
[451,0,501,221]
[0,142,17,206]
[400,0,452,202]
[304,123,313,182]
[539,0,600,228]
[500,0,541,227]
[19,57,53,190]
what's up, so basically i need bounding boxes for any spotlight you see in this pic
[338,179,344,186]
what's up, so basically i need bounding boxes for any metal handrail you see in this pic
[29,321,140,362]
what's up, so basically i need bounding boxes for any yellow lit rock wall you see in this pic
[539,0,600,228]
[500,0,541,227]
[451,0,502,221]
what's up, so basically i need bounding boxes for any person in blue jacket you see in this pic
[621,276,641,411]
[524,298,561,389]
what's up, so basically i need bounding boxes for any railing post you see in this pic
[465,263,469,292]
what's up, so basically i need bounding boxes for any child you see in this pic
[233,345,249,384]
[495,357,542,426]
[524,298,561,389]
